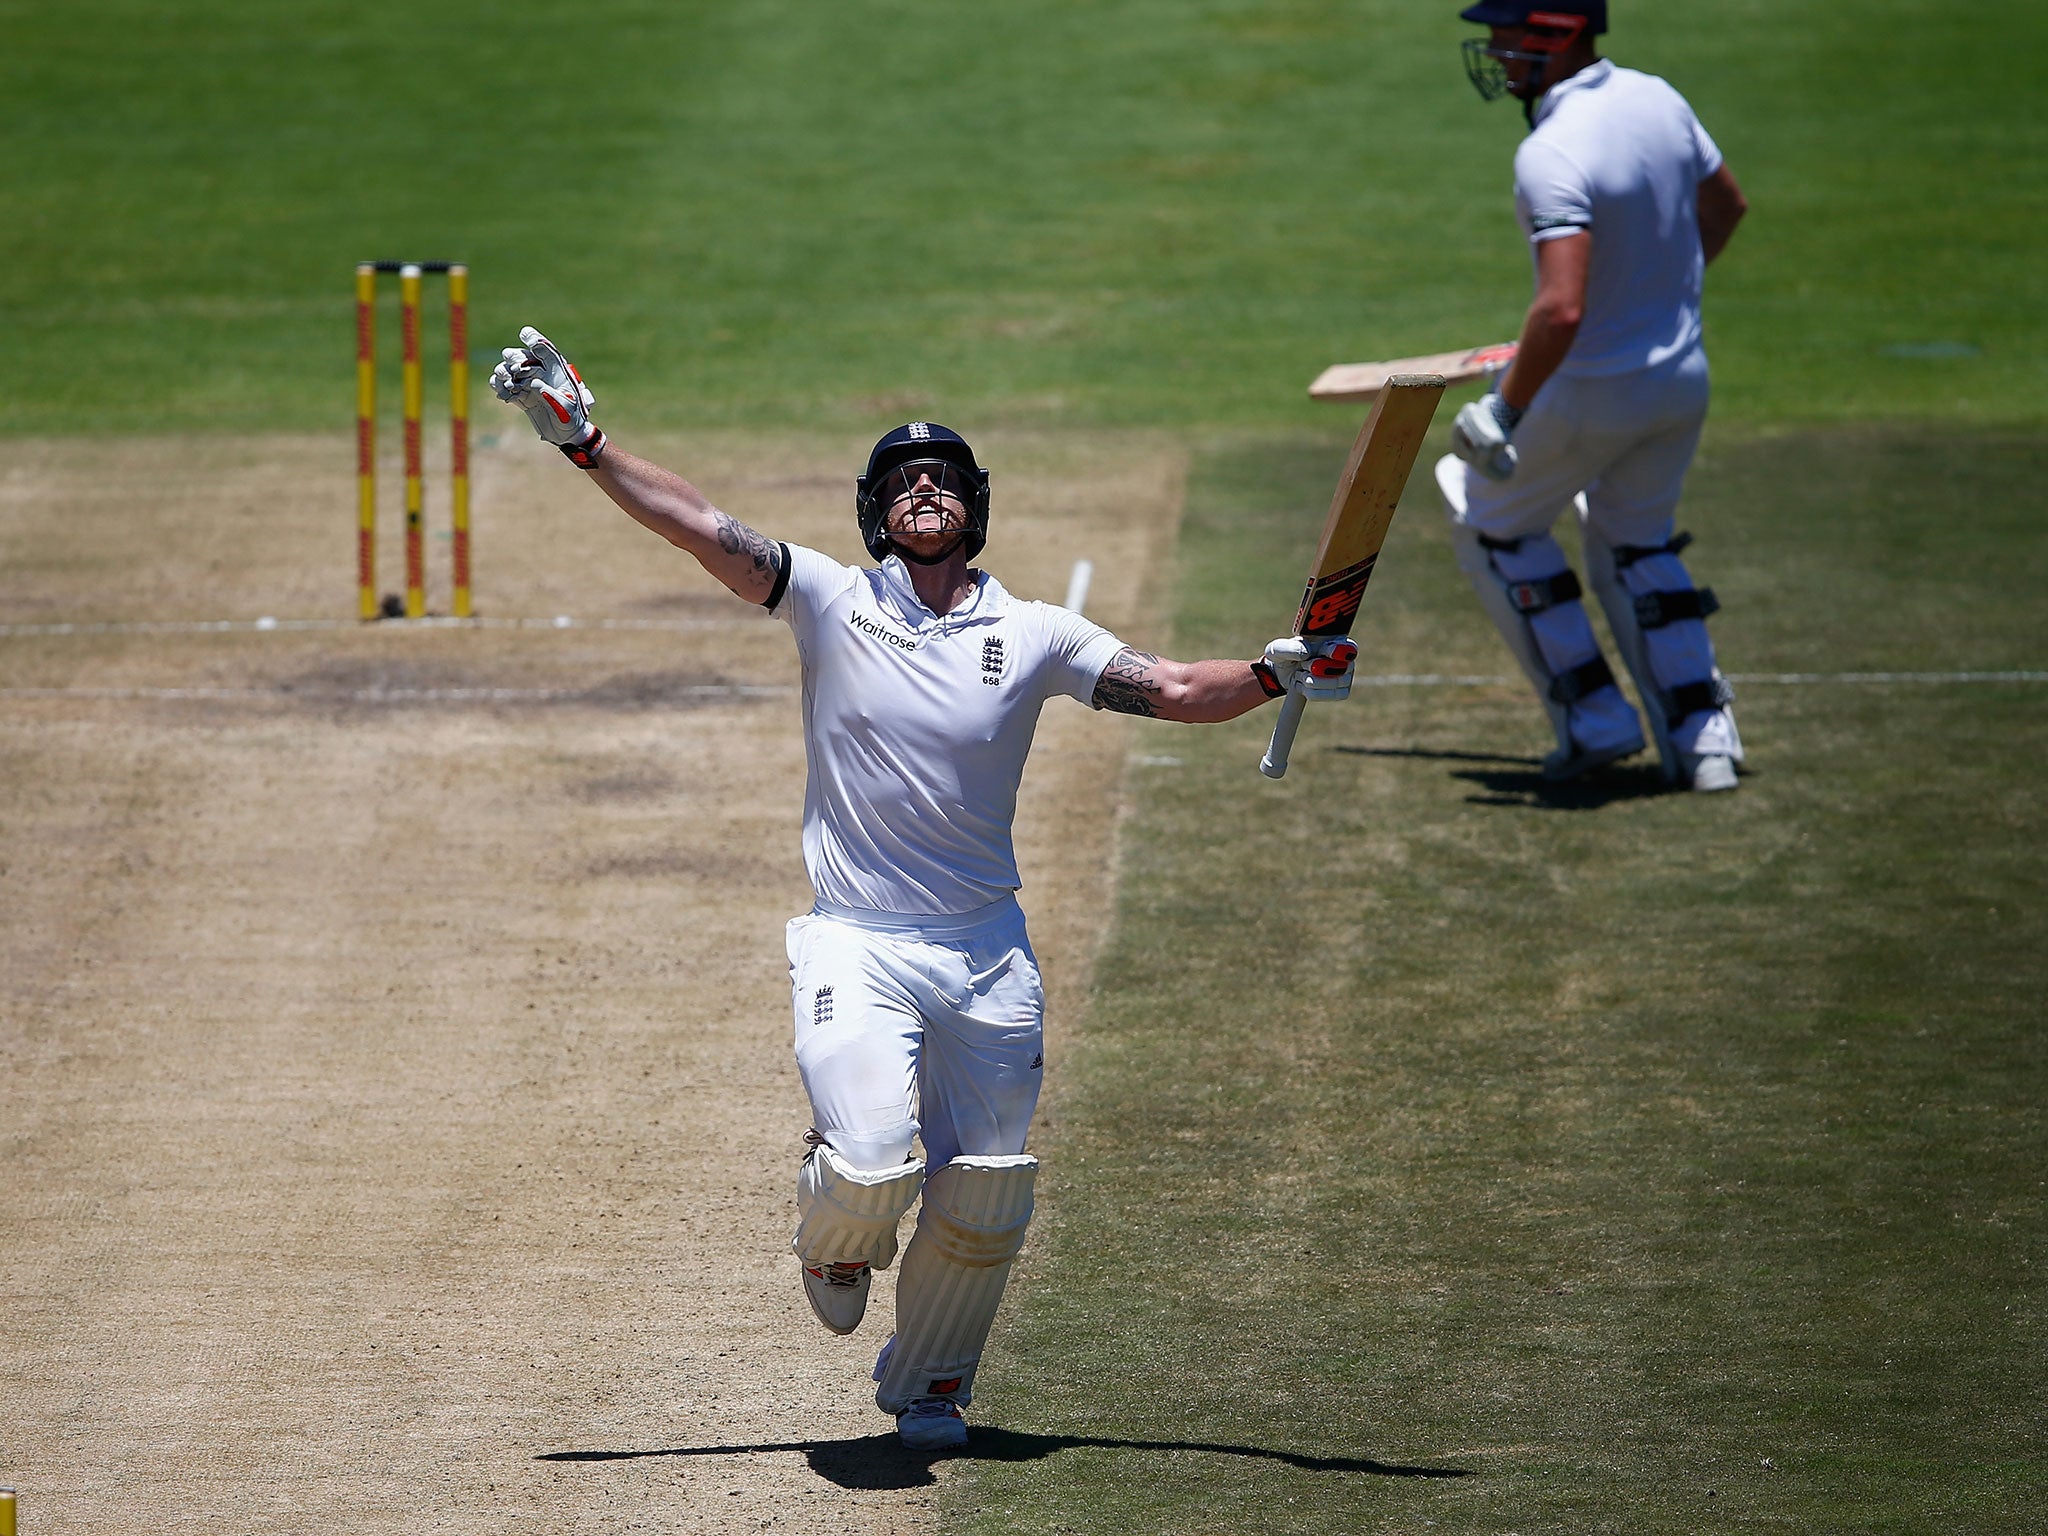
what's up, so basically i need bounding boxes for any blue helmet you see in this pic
[855,422,992,562]
[1459,2,1607,32]
[1460,3,1605,109]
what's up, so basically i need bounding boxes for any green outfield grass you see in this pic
[961,424,2046,1533]
[5,0,2042,437]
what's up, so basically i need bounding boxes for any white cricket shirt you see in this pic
[1514,59,1725,377]
[770,545,1126,916]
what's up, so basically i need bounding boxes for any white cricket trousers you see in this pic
[1461,345,1710,546]
[1458,344,1738,758]
[786,894,1044,1175]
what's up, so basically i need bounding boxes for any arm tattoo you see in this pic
[1091,646,1163,717]
[713,511,784,577]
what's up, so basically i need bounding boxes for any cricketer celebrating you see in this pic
[1442,1,1749,791]
[490,332,1351,1450]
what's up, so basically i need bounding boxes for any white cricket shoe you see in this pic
[1684,752,1739,793]
[896,1395,969,1452]
[800,1259,871,1335]
[1542,734,1645,782]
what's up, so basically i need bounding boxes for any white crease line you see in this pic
[1352,672,2047,687]
[0,685,794,703]
[0,616,754,637]
[1353,674,1515,687]
[1731,671,2047,685]
[2,672,2041,707]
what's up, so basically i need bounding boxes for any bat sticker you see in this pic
[1299,555,1377,636]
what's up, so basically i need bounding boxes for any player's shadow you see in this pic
[538,1429,1472,1491]
[1331,744,1671,810]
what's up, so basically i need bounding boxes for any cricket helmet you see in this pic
[1460,3,1605,106]
[1458,1,1606,32]
[855,422,992,563]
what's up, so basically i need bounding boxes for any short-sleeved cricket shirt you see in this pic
[1513,60,1725,377]
[769,545,1126,916]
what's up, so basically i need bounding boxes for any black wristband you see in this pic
[1490,394,1524,432]
[1251,659,1287,699]
[558,427,608,469]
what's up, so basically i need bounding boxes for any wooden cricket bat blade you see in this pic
[1308,341,1517,401]
[1260,374,1446,778]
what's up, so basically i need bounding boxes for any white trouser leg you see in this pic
[786,903,1047,1341]
[786,904,1044,1174]
[1562,347,1735,774]
[1439,456,1643,764]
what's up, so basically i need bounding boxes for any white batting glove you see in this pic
[489,325,608,467]
[1261,635,1360,703]
[1450,393,1522,481]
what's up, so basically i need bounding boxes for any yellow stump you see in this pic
[400,264,425,619]
[1,1486,17,1536]
[355,264,378,621]
[449,264,472,618]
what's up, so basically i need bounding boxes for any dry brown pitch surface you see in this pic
[0,430,1181,1533]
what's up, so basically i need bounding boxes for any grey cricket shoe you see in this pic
[1684,752,1739,793]
[896,1395,969,1452]
[800,1259,872,1335]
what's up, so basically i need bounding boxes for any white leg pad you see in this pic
[792,1142,923,1269]
[1437,457,1642,759]
[1579,519,1741,778]
[873,1153,1037,1414]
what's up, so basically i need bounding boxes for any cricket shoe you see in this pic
[1683,752,1739,793]
[800,1259,872,1335]
[1542,734,1644,782]
[895,1395,969,1452]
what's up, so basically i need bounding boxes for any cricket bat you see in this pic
[1308,341,1516,402]
[1260,374,1446,779]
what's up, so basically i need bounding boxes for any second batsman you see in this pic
[1443,0,1749,791]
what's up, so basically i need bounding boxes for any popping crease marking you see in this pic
[1296,671,2048,689]
[0,617,757,637]
[0,684,795,702]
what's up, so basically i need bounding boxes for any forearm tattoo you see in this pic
[713,511,785,579]
[1092,646,1163,717]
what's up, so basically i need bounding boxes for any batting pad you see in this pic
[874,1153,1038,1413]
[1579,520,1742,771]
[792,1143,923,1269]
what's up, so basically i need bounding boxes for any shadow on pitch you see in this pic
[1331,742,1671,809]
[1450,758,1672,810]
[1333,745,1544,768]
[537,1428,1472,1491]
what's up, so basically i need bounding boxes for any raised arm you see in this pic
[584,449,784,605]
[1091,648,1271,723]
[1089,636,1356,724]
[489,326,785,605]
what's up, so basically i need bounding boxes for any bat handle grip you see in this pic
[1259,692,1308,779]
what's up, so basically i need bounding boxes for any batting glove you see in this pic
[1450,392,1522,481]
[1259,635,1359,703]
[490,325,608,467]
